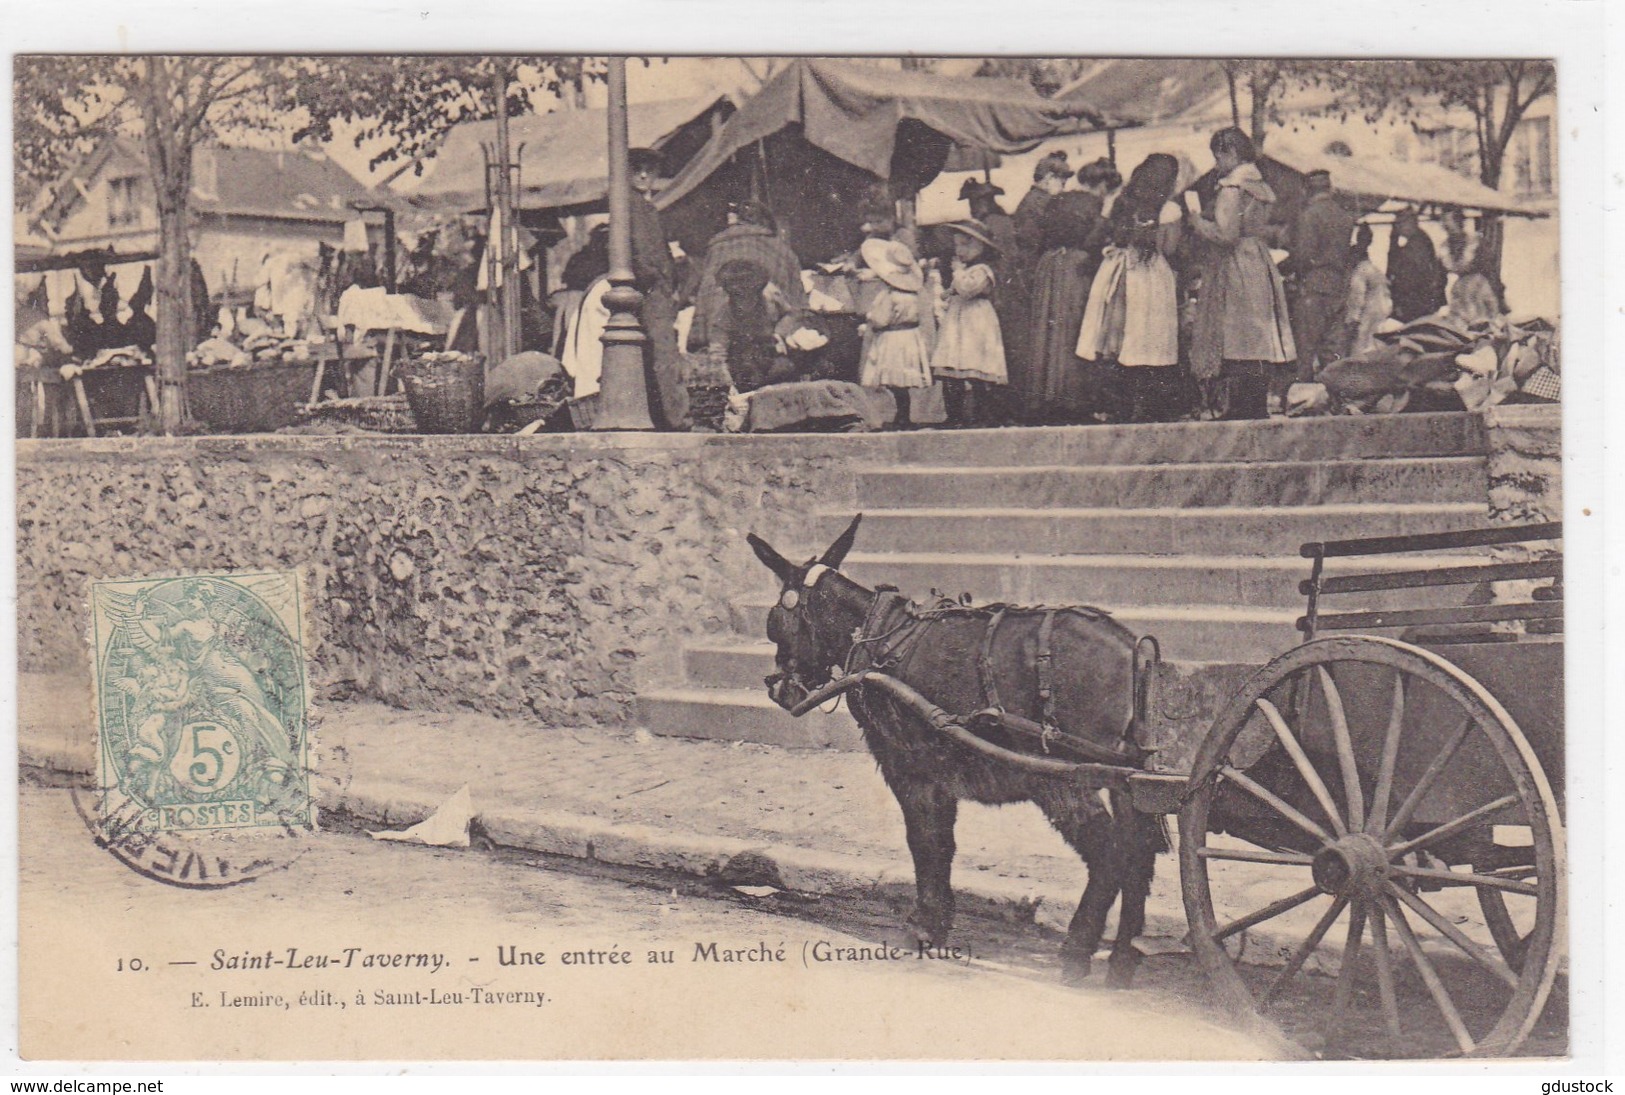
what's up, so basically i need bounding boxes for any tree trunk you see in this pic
[1476,126,1509,309]
[1249,73,1272,151]
[153,180,191,435]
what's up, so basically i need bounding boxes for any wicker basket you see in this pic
[188,361,320,433]
[295,394,417,433]
[399,353,485,434]
[566,395,599,431]
[688,383,733,433]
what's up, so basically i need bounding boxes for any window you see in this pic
[1509,116,1554,196]
[107,175,142,229]
[1417,127,1478,180]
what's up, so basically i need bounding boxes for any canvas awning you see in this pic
[1263,144,1538,216]
[1052,59,1233,127]
[402,94,731,213]
[657,59,1135,211]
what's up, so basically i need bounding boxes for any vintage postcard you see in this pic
[6,3,1610,1072]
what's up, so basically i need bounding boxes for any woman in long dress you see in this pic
[931,221,1007,427]
[1022,157,1120,424]
[1344,223,1392,356]
[1076,153,1184,422]
[1440,209,1501,326]
[999,152,1071,422]
[1188,128,1296,420]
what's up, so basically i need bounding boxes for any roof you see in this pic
[34,138,376,228]
[1263,140,1537,215]
[403,95,731,213]
[657,59,1133,210]
[191,146,376,221]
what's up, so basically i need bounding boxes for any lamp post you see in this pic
[594,55,655,430]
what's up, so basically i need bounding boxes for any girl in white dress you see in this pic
[931,221,1007,426]
[858,237,931,427]
[1076,153,1183,421]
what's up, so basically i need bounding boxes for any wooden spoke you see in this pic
[1385,895,1476,1055]
[1330,899,1368,1023]
[1316,666,1365,832]
[1369,902,1403,1039]
[1263,894,1348,1004]
[1383,717,1473,842]
[1256,696,1347,836]
[1219,765,1334,845]
[1387,882,1519,989]
[1388,794,1522,860]
[1214,885,1324,944]
[1196,847,1314,867]
[1367,672,1406,836]
[1390,864,1540,897]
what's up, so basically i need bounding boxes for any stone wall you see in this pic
[1483,402,1562,525]
[16,433,895,727]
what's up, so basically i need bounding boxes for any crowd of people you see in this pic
[546,126,1517,433]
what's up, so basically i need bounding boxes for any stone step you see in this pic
[840,551,1479,612]
[726,597,1305,664]
[889,412,1486,468]
[817,502,1491,558]
[855,456,1486,511]
[635,687,863,750]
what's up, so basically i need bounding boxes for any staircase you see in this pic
[636,413,1492,750]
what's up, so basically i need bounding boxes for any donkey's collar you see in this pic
[803,563,832,588]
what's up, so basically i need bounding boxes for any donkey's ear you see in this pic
[819,513,863,569]
[746,532,799,584]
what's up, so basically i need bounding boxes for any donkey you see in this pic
[747,515,1164,987]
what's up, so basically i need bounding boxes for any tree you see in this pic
[1315,60,1556,294]
[15,56,276,434]
[15,55,612,435]
[284,56,609,177]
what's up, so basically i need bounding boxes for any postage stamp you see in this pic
[88,571,315,846]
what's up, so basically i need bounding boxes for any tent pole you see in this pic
[756,138,772,208]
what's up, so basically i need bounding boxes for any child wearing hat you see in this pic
[931,221,1007,427]
[858,237,931,427]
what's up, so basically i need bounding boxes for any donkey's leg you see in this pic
[1060,867,1119,985]
[893,776,959,946]
[1107,802,1161,989]
[1040,791,1119,984]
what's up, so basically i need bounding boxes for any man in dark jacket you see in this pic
[1286,169,1357,378]
[1386,209,1448,322]
[629,147,690,430]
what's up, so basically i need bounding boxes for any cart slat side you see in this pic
[1300,522,1563,559]
[1299,523,1562,642]
[1300,601,1565,635]
[1302,559,1562,597]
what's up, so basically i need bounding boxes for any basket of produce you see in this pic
[187,360,320,433]
[487,373,573,433]
[294,394,417,433]
[685,348,734,433]
[399,351,484,433]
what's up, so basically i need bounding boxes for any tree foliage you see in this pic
[1308,60,1556,188]
[284,56,609,177]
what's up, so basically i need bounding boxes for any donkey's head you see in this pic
[745,514,864,711]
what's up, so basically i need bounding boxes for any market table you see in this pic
[19,364,158,438]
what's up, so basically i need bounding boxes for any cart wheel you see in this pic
[1179,636,1563,1059]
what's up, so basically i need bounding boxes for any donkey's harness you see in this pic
[793,580,1162,776]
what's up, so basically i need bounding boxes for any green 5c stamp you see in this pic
[84,572,314,884]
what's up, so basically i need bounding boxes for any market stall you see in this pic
[656,59,1136,262]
